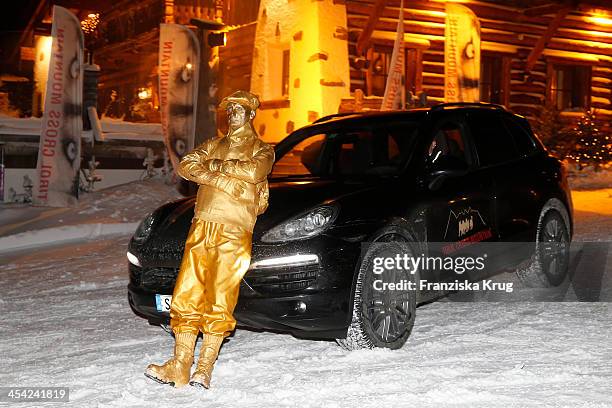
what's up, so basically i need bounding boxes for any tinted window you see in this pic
[467,112,519,166]
[425,121,470,170]
[501,115,537,156]
[271,124,419,178]
[272,133,327,177]
[330,124,418,176]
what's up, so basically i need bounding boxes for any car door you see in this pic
[419,112,497,283]
[465,110,542,268]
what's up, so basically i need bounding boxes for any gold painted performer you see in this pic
[145,90,274,389]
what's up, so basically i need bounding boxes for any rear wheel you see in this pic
[516,209,570,287]
[336,236,417,350]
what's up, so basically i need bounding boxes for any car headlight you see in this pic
[133,211,155,242]
[262,204,339,243]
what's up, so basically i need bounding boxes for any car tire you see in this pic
[516,202,570,288]
[336,235,417,351]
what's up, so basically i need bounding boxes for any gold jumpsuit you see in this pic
[172,121,274,338]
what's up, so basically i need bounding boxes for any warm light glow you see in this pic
[430,0,473,3]
[137,87,152,100]
[34,35,53,109]
[587,9,612,25]
[81,13,100,34]
[588,15,612,25]
[38,35,52,61]
[185,62,193,70]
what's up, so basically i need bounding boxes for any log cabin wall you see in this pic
[345,0,612,133]
[218,23,257,100]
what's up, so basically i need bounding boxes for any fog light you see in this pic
[127,251,141,267]
[294,301,307,313]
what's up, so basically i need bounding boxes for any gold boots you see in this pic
[189,334,224,389]
[144,332,197,387]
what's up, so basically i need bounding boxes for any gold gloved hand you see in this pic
[203,158,224,172]
[231,180,247,198]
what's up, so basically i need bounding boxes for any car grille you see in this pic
[130,264,320,294]
[137,267,178,291]
[243,264,320,294]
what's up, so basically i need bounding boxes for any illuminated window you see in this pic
[368,45,422,99]
[480,55,504,104]
[266,44,290,100]
[282,49,290,97]
[549,64,591,111]
[370,47,393,97]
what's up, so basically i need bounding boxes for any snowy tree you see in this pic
[533,104,573,159]
[567,109,611,171]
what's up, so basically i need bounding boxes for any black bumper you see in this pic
[128,283,351,339]
[127,234,361,339]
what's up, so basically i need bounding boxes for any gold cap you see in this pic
[219,90,260,111]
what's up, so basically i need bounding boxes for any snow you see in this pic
[571,188,612,242]
[0,179,610,407]
[0,114,162,141]
[0,222,138,253]
[569,167,612,191]
[0,178,183,239]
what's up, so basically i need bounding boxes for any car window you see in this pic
[467,112,519,166]
[425,121,470,170]
[271,124,419,178]
[328,124,418,176]
[501,115,538,157]
[271,133,326,177]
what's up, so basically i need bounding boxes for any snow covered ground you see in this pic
[0,179,610,407]
[0,114,162,141]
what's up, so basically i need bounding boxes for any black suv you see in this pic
[127,103,573,350]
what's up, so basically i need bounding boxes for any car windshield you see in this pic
[271,123,420,178]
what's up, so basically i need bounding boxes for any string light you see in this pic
[81,13,100,35]
[566,109,611,170]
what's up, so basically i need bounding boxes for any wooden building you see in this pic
[92,0,260,122]
[234,0,612,143]
[342,0,612,133]
[11,0,612,137]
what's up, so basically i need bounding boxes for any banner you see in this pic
[444,3,481,103]
[380,0,405,111]
[33,6,84,207]
[158,24,200,173]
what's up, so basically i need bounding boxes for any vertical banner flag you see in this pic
[34,6,84,207]
[381,0,405,111]
[444,3,481,103]
[158,24,200,173]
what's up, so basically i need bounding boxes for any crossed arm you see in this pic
[214,143,274,184]
[176,140,239,197]
[176,140,275,196]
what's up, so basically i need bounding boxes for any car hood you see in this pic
[253,177,375,238]
[152,177,377,244]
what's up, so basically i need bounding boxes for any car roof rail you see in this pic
[430,102,508,112]
[313,112,358,124]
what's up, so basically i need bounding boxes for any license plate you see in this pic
[155,294,172,312]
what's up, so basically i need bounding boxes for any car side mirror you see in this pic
[425,156,468,191]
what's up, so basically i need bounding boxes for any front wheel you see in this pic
[516,209,570,287]
[336,237,417,350]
